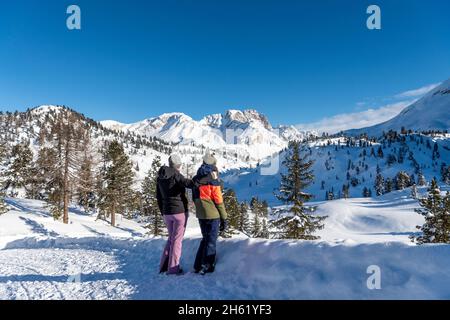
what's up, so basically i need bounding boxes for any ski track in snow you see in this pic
[1,195,450,300]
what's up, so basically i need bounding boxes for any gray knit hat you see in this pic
[169,154,182,169]
[203,149,217,166]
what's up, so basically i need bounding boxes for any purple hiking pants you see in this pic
[160,213,187,274]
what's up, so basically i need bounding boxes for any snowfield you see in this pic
[1,191,450,300]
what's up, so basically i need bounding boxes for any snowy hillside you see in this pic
[101,109,310,163]
[347,79,450,137]
[0,105,172,189]
[1,191,450,300]
[223,134,450,204]
[2,104,448,205]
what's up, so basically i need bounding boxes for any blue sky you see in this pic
[0,0,449,126]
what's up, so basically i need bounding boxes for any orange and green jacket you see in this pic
[192,164,227,220]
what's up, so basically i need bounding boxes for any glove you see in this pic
[220,219,227,232]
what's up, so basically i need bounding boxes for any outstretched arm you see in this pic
[175,172,194,189]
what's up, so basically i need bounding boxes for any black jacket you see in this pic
[156,166,194,215]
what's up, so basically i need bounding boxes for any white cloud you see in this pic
[296,81,443,134]
[296,100,415,134]
[394,82,441,99]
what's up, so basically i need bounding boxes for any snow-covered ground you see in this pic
[1,190,450,300]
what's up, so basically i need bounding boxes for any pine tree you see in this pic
[261,200,269,217]
[252,213,261,238]
[374,173,385,196]
[363,187,371,197]
[260,218,270,239]
[418,172,427,186]
[272,141,326,240]
[441,164,450,184]
[376,164,381,175]
[385,177,393,193]
[25,161,41,200]
[238,202,251,235]
[387,154,397,166]
[250,197,260,216]
[98,140,135,227]
[221,189,239,237]
[4,143,33,195]
[47,153,65,220]
[377,146,384,158]
[395,171,411,190]
[76,148,96,213]
[342,184,349,199]
[326,189,334,200]
[0,143,9,215]
[35,147,58,200]
[142,156,166,236]
[46,111,87,223]
[0,188,7,215]
[249,196,269,218]
[411,179,450,244]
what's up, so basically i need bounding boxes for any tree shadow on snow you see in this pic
[363,231,420,237]
[5,199,50,217]
[68,205,93,217]
[354,200,416,209]
[81,224,108,237]
[19,217,59,237]
[114,226,145,238]
[0,272,124,284]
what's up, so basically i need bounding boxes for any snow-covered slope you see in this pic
[223,134,450,204]
[1,193,450,299]
[101,109,308,162]
[0,105,171,191]
[347,79,450,137]
[313,190,425,243]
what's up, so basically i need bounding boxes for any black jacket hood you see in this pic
[158,166,178,180]
[156,166,194,215]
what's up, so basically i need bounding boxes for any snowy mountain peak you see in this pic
[149,112,192,123]
[142,112,193,131]
[347,77,450,136]
[223,109,272,130]
[100,120,125,131]
[200,113,222,128]
[30,105,65,115]
[431,78,450,97]
[276,124,311,142]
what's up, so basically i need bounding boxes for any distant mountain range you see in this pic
[101,109,313,161]
[101,78,450,144]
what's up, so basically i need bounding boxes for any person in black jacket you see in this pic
[157,154,194,275]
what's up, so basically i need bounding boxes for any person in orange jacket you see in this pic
[192,150,227,274]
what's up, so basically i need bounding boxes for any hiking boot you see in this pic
[166,268,184,276]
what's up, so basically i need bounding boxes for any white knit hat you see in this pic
[169,154,182,169]
[202,148,217,166]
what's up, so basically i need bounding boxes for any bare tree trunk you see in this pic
[63,143,70,224]
[111,202,116,227]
